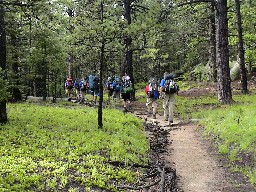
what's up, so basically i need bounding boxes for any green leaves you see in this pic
[0,103,149,190]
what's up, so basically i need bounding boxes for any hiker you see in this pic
[159,72,179,124]
[65,77,73,99]
[79,77,88,102]
[106,76,114,102]
[74,78,81,101]
[121,73,133,112]
[88,74,100,104]
[145,77,159,119]
[112,75,121,101]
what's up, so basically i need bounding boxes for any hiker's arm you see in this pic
[159,79,164,98]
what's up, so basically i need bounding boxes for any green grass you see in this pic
[0,103,149,191]
[190,93,256,185]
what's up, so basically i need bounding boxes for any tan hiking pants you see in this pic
[162,93,175,122]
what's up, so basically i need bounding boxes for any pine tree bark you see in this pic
[0,3,7,124]
[123,0,135,100]
[235,0,248,94]
[207,1,217,82]
[215,0,234,104]
[98,1,104,129]
[10,34,22,101]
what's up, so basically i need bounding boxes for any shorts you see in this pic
[65,88,72,94]
[107,89,114,97]
[121,92,130,101]
[90,90,100,97]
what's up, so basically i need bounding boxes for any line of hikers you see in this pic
[65,72,179,124]
[64,73,133,111]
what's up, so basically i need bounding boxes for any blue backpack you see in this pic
[148,78,159,99]
[89,75,99,91]
[113,76,121,91]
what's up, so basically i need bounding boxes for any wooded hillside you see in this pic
[1,0,256,123]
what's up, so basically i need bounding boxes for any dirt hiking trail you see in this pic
[133,101,256,192]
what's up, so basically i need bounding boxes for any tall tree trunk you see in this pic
[235,0,248,94]
[215,0,233,104]
[123,0,135,100]
[67,8,74,79]
[208,1,217,82]
[98,1,104,129]
[10,34,22,101]
[42,46,47,101]
[0,3,7,124]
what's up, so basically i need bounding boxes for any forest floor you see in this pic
[131,78,256,192]
[25,75,256,191]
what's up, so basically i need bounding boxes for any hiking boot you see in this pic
[152,114,156,119]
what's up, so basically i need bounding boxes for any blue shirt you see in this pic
[160,79,165,87]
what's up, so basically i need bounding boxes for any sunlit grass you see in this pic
[190,92,256,185]
[0,103,149,191]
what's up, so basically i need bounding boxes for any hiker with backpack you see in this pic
[65,77,73,99]
[79,77,88,102]
[88,74,100,104]
[106,76,114,103]
[121,74,133,112]
[159,72,179,124]
[112,75,121,101]
[74,78,81,101]
[145,77,159,119]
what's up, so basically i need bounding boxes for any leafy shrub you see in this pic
[0,103,149,191]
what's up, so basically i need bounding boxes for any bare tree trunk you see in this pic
[215,0,234,104]
[67,8,74,79]
[10,34,22,101]
[98,1,104,129]
[123,0,135,100]
[235,0,248,94]
[0,3,7,124]
[208,1,217,82]
[42,46,47,101]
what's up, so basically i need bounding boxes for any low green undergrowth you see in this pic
[192,93,256,185]
[0,103,149,191]
[175,94,218,121]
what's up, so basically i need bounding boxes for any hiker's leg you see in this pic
[116,91,120,100]
[151,100,158,119]
[168,94,175,122]
[109,90,113,102]
[163,95,169,120]
[152,100,158,114]
[68,89,72,98]
[76,89,79,100]
[93,91,97,103]
[121,93,126,108]
[80,91,86,101]
[146,98,153,116]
